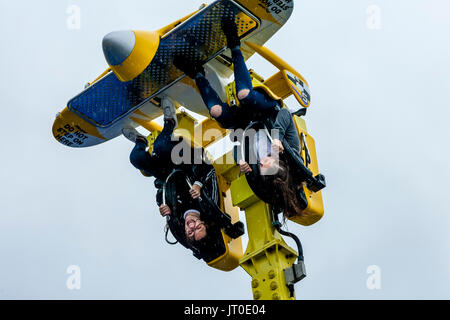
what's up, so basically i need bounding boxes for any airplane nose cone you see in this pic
[102,30,136,66]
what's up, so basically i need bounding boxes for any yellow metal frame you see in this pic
[215,47,324,297]
[245,41,311,108]
[291,116,324,226]
[230,174,297,300]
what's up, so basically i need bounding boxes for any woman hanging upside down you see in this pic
[174,18,281,128]
[174,17,307,219]
[122,105,214,242]
[174,18,302,168]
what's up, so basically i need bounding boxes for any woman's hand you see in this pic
[239,160,252,173]
[159,204,171,217]
[189,184,202,199]
[271,139,285,154]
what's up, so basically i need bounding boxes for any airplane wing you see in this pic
[52,0,294,148]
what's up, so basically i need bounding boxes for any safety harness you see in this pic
[161,168,245,262]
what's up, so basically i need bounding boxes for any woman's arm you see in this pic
[273,108,301,155]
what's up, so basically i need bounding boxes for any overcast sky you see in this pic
[0,0,449,300]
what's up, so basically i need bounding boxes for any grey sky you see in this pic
[0,0,449,299]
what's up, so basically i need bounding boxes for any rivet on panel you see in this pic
[268,270,276,279]
[270,281,278,290]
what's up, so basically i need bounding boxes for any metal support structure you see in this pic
[169,102,308,299]
[230,175,299,300]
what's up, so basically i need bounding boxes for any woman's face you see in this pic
[184,212,207,241]
[260,156,275,169]
[260,156,281,176]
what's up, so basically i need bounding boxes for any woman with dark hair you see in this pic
[259,159,307,219]
[173,18,305,212]
[237,127,308,220]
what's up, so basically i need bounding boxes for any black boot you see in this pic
[173,55,205,79]
[221,16,240,49]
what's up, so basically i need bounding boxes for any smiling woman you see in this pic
[160,168,230,264]
[184,209,207,242]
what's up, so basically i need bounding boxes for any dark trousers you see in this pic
[152,120,178,160]
[194,46,279,128]
[129,120,177,177]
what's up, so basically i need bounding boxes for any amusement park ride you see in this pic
[52,0,326,300]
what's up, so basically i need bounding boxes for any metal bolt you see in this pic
[272,293,281,300]
[268,270,276,279]
[270,281,278,290]
[251,279,259,288]
[254,291,262,300]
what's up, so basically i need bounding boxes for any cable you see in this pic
[164,221,178,245]
[162,169,184,245]
[272,213,304,262]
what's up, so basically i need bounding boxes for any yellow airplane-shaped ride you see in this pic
[52,0,326,300]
